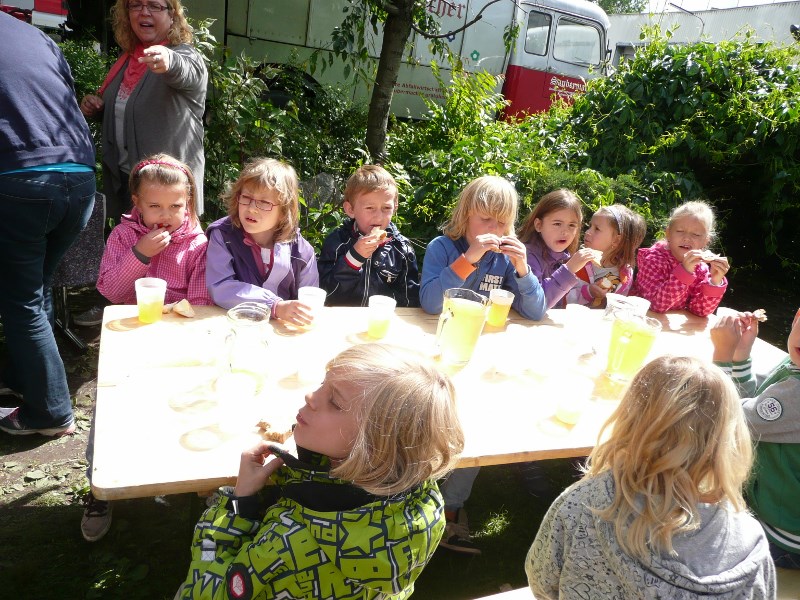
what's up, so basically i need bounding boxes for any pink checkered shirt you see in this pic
[97,210,212,306]
[631,240,726,317]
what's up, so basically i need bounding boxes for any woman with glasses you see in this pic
[205,158,320,327]
[79,0,207,225]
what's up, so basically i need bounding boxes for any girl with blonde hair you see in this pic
[179,344,464,599]
[526,356,775,599]
[206,158,318,326]
[631,200,730,316]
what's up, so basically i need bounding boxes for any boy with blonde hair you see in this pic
[178,344,464,599]
[318,165,420,306]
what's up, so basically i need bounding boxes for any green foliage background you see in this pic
[61,23,800,272]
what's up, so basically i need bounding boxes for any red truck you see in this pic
[1,1,66,34]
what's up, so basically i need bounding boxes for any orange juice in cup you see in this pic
[435,288,488,365]
[487,289,514,327]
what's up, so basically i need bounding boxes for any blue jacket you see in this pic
[0,14,94,171]
[420,235,546,320]
[318,219,420,307]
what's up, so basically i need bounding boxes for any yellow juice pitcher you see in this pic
[435,288,488,365]
[605,311,662,381]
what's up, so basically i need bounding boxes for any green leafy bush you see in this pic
[387,61,657,257]
[59,37,112,155]
[557,27,800,264]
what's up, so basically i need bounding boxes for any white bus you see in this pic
[184,0,610,118]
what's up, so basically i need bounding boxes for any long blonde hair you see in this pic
[442,176,518,240]
[222,158,299,244]
[110,0,194,53]
[326,344,464,496]
[585,356,753,561]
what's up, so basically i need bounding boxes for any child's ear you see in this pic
[533,217,543,232]
[343,201,356,218]
[131,194,140,207]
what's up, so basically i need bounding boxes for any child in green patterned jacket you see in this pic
[177,343,465,599]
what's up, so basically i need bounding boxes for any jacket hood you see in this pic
[593,472,772,596]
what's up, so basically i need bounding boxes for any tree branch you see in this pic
[411,0,504,39]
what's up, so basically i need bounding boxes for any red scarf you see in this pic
[97,41,167,99]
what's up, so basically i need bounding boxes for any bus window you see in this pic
[553,18,602,66]
[525,11,551,56]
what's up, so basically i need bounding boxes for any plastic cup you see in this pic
[605,312,662,381]
[554,375,594,425]
[297,286,327,326]
[487,289,514,327]
[564,303,591,346]
[134,277,167,323]
[435,288,488,365]
[367,295,396,339]
[604,293,651,318]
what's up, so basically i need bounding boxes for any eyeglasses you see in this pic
[238,193,276,212]
[127,2,171,13]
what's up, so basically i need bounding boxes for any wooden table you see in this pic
[91,305,787,500]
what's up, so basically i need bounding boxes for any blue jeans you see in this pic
[442,467,480,512]
[0,171,95,428]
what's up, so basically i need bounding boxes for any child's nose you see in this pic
[304,391,317,410]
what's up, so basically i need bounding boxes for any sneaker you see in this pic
[439,508,481,555]
[81,493,112,542]
[73,305,104,327]
[0,407,75,437]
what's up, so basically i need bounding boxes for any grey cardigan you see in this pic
[100,43,207,219]
[526,471,776,599]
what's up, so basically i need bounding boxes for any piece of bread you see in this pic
[700,250,721,262]
[752,308,768,323]
[173,298,195,318]
[162,301,176,314]
[587,248,603,267]
[598,277,614,290]
[256,419,293,443]
[370,226,388,242]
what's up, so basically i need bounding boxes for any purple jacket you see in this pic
[205,217,318,310]
[524,237,578,309]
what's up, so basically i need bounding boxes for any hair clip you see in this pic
[133,159,189,177]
